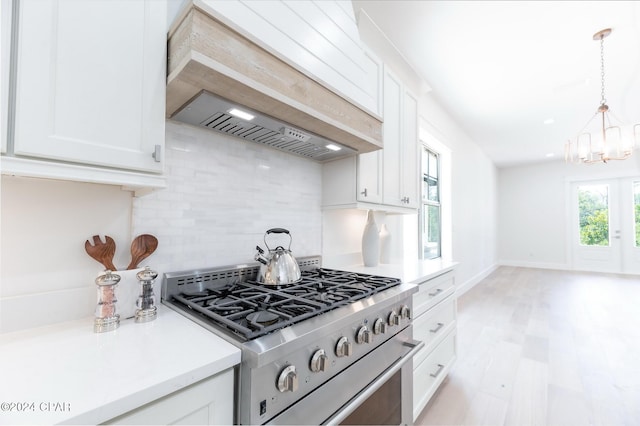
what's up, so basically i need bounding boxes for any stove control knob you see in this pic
[277,365,298,393]
[356,325,372,344]
[373,318,387,335]
[310,349,329,372]
[335,336,353,357]
[388,310,400,327]
[399,305,411,320]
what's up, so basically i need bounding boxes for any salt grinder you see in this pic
[135,266,158,323]
[94,270,121,333]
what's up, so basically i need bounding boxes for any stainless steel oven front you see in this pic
[268,325,423,425]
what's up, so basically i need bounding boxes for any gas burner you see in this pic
[246,310,280,328]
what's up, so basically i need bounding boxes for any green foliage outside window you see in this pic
[578,187,609,246]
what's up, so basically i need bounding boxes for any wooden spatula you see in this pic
[85,235,118,271]
[127,234,158,270]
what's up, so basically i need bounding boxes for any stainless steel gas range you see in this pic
[162,257,422,425]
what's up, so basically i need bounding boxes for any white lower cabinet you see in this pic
[103,369,234,425]
[412,269,457,421]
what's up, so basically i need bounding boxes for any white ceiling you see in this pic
[353,1,640,168]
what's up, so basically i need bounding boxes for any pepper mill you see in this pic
[94,270,121,333]
[135,266,158,323]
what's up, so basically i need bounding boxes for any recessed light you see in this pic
[543,118,555,125]
[228,108,255,121]
[326,144,342,151]
[545,153,555,158]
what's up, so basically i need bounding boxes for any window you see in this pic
[421,146,441,259]
[577,184,609,246]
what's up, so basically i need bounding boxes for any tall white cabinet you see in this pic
[382,66,419,209]
[3,0,166,188]
[322,56,419,213]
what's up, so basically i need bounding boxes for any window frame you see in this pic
[420,145,442,260]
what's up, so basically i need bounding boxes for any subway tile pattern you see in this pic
[132,120,323,273]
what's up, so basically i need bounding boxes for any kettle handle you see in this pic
[264,228,292,251]
[266,228,290,235]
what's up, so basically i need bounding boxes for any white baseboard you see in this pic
[455,263,498,297]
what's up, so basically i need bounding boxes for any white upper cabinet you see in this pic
[382,65,419,209]
[6,0,167,187]
[195,0,378,115]
[401,89,419,209]
[322,58,419,213]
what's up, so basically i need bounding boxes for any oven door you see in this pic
[268,326,423,426]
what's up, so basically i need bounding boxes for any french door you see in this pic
[570,178,640,274]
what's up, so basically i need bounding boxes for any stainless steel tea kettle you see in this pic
[254,228,301,286]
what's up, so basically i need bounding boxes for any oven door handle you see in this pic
[324,339,425,425]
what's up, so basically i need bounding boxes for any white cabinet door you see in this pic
[382,66,403,207]
[1,0,12,154]
[104,369,234,425]
[402,89,419,208]
[13,0,165,173]
[356,150,383,203]
[382,65,419,209]
[356,47,383,204]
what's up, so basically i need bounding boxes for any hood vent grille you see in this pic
[202,112,334,159]
[172,91,356,161]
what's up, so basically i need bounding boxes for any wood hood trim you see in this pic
[166,4,383,154]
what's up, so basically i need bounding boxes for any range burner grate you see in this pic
[167,267,402,341]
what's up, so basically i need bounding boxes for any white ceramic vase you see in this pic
[379,224,391,264]
[362,210,380,267]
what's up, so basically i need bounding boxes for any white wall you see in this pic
[0,177,132,332]
[420,95,498,292]
[498,156,640,269]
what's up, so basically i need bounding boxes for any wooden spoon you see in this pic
[85,235,118,271]
[127,234,158,270]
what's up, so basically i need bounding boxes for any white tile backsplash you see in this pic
[132,120,322,273]
[1,120,323,333]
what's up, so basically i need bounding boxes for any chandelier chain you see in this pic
[600,36,606,106]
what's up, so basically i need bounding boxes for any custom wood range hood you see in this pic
[166,1,383,161]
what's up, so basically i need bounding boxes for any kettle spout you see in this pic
[255,246,268,265]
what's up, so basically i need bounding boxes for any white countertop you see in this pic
[323,258,458,283]
[0,305,241,425]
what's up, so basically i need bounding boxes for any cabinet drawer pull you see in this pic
[430,363,445,378]
[429,322,445,333]
[361,188,368,197]
[428,288,443,297]
[152,144,162,162]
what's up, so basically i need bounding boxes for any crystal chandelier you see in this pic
[565,28,638,164]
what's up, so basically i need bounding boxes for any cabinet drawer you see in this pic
[412,331,456,421]
[413,296,456,362]
[413,270,455,317]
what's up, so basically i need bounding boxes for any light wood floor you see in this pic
[414,266,640,426]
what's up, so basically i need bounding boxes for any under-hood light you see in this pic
[325,144,342,151]
[228,108,255,121]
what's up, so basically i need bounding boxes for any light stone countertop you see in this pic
[0,305,240,425]
[323,258,458,283]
